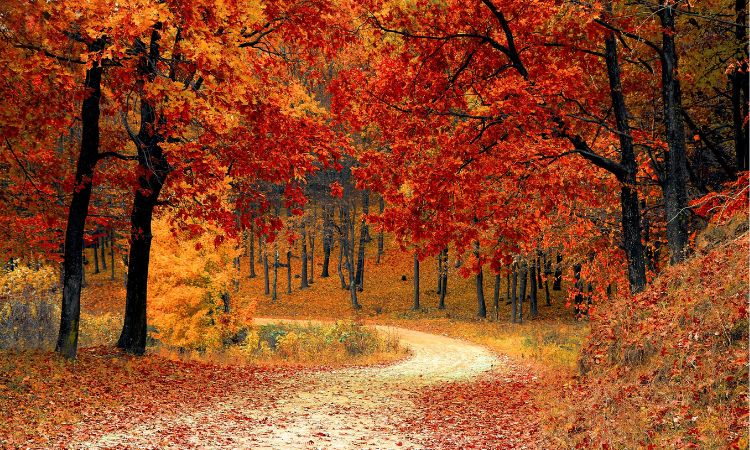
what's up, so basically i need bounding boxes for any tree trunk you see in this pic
[322,205,333,278]
[413,253,420,310]
[659,2,690,264]
[93,242,100,274]
[519,260,527,323]
[493,274,501,320]
[475,246,486,319]
[272,244,278,302]
[529,261,538,318]
[376,196,384,264]
[286,249,292,294]
[300,219,309,289]
[341,203,360,309]
[109,229,115,281]
[308,207,315,285]
[263,238,270,295]
[438,248,447,309]
[355,191,369,291]
[511,262,519,323]
[118,26,171,355]
[603,25,648,293]
[553,253,562,290]
[731,63,749,172]
[248,223,256,278]
[337,206,348,289]
[100,236,107,271]
[56,59,103,359]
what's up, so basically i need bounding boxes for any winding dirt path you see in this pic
[83,319,499,449]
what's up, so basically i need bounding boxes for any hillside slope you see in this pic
[546,216,749,448]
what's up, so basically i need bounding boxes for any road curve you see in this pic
[83,319,500,449]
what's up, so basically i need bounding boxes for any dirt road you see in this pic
[83,320,499,449]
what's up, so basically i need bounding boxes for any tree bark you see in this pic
[553,253,562,290]
[659,2,690,264]
[93,241,100,274]
[262,238,270,295]
[493,274,501,320]
[286,249,292,294]
[604,25,647,292]
[118,26,170,355]
[511,261,519,323]
[100,235,107,271]
[322,205,333,278]
[56,58,103,359]
[412,252,420,310]
[438,248,448,309]
[376,196,384,264]
[529,261,538,318]
[300,219,309,289]
[248,223,256,278]
[109,229,115,281]
[518,260,527,323]
[355,191,369,291]
[475,245,486,318]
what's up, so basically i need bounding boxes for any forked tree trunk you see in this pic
[118,26,171,355]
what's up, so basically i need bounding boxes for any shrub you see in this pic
[0,265,59,349]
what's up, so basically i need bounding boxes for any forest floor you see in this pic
[69,322,540,449]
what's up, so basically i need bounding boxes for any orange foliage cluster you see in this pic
[0,346,298,448]
[545,217,749,448]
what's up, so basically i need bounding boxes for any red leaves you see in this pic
[330,181,344,199]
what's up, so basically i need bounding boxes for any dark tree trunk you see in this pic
[733,0,749,172]
[475,246,486,319]
[248,223,256,278]
[322,205,333,278]
[355,191,369,291]
[286,249,292,294]
[56,59,103,359]
[412,253,420,310]
[659,2,690,264]
[505,270,511,304]
[341,203,360,309]
[337,206,348,289]
[438,248,447,309]
[109,229,115,281]
[258,234,264,264]
[93,242,100,274]
[262,238,270,295]
[300,220,309,289]
[518,260,527,323]
[603,26,648,293]
[529,261,538,318]
[100,236,107,271]
[118,26,170,355]
[309,207,316,285]
[436,253,442,294]
[553,254,562,290]
[493,274,501,320]
[272,244,278,302]
[511,262,518,323]
[376,196,384,264]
